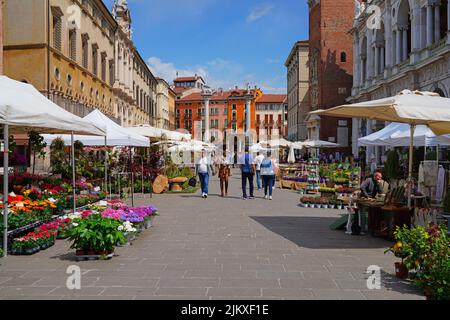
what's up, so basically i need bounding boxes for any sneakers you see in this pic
[202,193,208,198]
[249,196,255,199]
[264,195,268,199]
[242,196,248,200]
[269,196,273,200]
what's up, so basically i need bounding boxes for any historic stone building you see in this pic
[168,86,176,130]
[285,40,310,141]
[349,0,450,160]
[307,0,354,155]
[3,0,118,120]
[113,0,156,127]
[255,94,288,141]
[156,77,170,129]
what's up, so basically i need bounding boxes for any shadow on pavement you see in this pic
[250,216,392,249]
[379,269,424,297]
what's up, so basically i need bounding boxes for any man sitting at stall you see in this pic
[360,172,389,198]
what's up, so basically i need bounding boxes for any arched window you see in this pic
[397,0,412,62]
[340,52,347,63]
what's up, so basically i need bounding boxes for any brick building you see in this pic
[306,0,354,155]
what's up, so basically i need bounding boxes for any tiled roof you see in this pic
[174,76,205,83]
[257,94,287,104]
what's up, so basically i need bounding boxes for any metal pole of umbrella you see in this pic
[71,132,76,214]
[408,124,416,209]
[3,125,9,256]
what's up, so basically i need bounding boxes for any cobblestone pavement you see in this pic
[0,171,424,300]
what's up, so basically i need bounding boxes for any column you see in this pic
[385,7,393,69]
[367,31,373,79]
[421,7,427,49]
[412,5,422,52]
[434,4,441,42]
[381,47,385,72]
[360,56,365,86]
[353,35,360,88]
[396,29,402,64]
[402,28,408,61]
[374,46,379,76]
[427,5,433,46]
[448,0,450,44]
[204,97,210,142]
[245,98,251,134]
[352,118,359,157]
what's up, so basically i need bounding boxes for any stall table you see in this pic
[356,198,413,239]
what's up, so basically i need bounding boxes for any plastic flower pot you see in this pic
[304,203,309,208]
[337,205,343,210]
[394,262,408,279]
[323,205,328,209]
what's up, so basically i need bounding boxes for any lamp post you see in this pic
[201,86,213,143]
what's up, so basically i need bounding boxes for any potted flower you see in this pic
[66,213,125,259]
[336,200,344,210]
[118,221,137,246]
[11,234,40,255]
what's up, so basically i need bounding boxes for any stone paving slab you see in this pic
[0,171,424,300]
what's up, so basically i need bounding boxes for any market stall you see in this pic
[0,76,106,256]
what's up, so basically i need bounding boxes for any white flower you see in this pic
[48,198,57,203]
[99,200,107,206]
[72,222,79,227]
[118,225,124,231]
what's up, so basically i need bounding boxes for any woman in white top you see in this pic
[260,151,279,200]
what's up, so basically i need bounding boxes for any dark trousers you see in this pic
[220,178,229,195]
[241,172,254,198]
[262,175,275,196]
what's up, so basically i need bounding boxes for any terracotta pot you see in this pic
[395,262,409,279]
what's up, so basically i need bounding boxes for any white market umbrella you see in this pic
[359,122,450,147]
[41,109,150,147]
[293,139,340,148]
[310,90,450,207]
[128,124,191,141]
[259,138,292,148]
[0,76,107,256]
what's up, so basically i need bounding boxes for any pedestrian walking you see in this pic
[239,146,255,199]
[217,154,232,197]
[254,152,265,191]
[195,149,215,198]
[260,151,279,200]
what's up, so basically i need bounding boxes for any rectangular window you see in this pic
[82,36,89,69]
[92,45,98,75]
[53,15,62,51]
[69,29,77,61]
[109,59,114,86]
[101,53,107,82]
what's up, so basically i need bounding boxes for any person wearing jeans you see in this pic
[239,146,255,199]
[260,151,278,200]
[254,152,264,191]
[195,149,215,198]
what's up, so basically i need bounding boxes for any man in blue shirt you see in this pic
[239,146,255,199]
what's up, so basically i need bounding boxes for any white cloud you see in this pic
[247,3,274,23]
[147,57,207,84]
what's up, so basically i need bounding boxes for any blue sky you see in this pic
[103,0,309,93]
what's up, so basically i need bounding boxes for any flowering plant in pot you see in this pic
[118,221,137,245]
[66,213,125,259]
[11,234,41,255]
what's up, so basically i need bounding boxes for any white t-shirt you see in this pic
[198,157,209,173]
[254,154,265,171]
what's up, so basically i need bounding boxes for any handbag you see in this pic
[188,177,197,187]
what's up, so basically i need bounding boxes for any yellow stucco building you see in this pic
[3,0,118,120]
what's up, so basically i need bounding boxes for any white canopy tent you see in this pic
[0,76,107,256]
[358,122,450,147]
[168,140,216,152]
[310,90,450,207]
[128,124,191,141]
[41,109,150,147]
[293,139,340,148]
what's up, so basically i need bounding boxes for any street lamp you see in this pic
[201,86,213,143]
[244,85,253,146]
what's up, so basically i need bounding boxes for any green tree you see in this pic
[28,131,47,174]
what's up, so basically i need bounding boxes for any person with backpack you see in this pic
[260,151,279,200]
[239,146,255,199]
